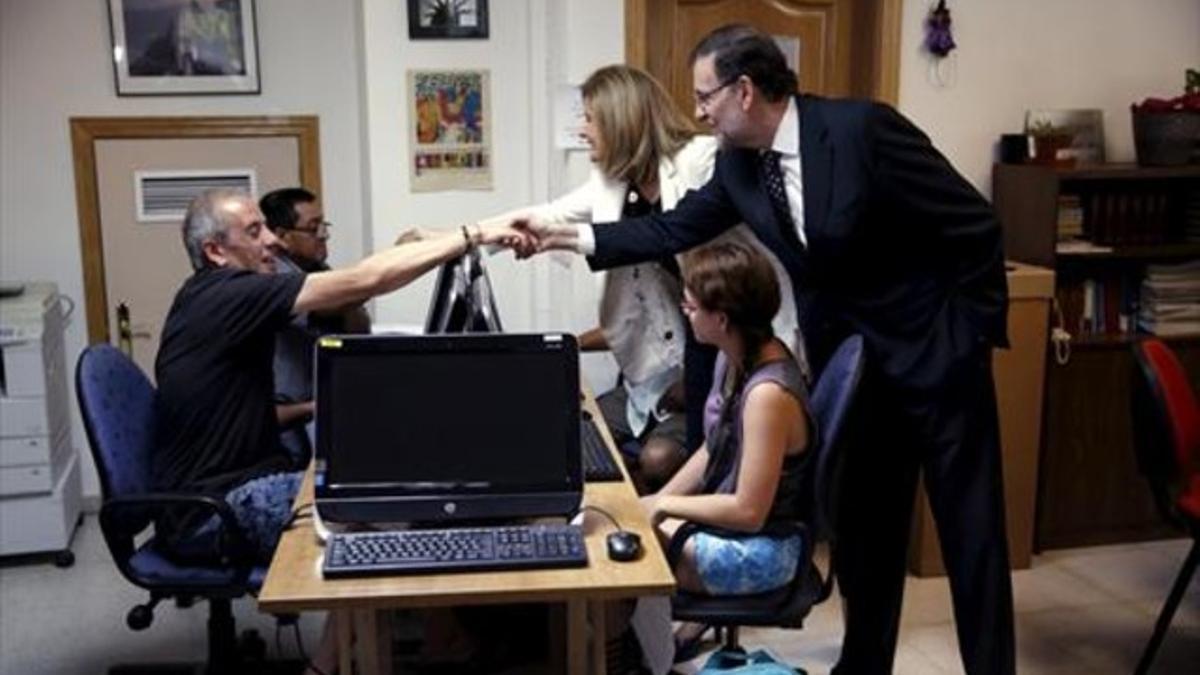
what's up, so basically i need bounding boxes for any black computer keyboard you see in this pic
[322,524,588,578]
[581,414,623,482]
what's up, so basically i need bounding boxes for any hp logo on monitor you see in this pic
[443,502,457,516]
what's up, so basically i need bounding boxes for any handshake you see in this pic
[394,218,582,260]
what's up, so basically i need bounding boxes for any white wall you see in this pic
[358,0,625,387]
[0,0,366,498]
[359,0,544,333]
[897,0,1200,196]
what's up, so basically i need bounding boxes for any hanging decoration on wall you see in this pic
[923,0,956,58]
[923,0,957,88]
[408,69,492,192]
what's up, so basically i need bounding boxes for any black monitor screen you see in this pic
[314,334,581,523]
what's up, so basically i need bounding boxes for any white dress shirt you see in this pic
[770,96,806,246]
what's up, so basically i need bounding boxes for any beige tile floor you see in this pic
[676,539,1199,674]
[2,516,1197,674]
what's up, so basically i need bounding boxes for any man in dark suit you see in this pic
[518,24,1014,675]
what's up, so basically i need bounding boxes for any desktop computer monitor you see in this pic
[313,332,582,524]
[424,247,503,334]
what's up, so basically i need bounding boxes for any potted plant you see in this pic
[1027,120,1075,167]
[1131,68,1200,166]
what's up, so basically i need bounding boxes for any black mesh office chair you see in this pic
[667,335,866,657]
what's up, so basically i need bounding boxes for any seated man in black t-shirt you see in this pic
[154,188,526,566]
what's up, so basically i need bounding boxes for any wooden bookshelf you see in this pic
[1071,332,1200,348]
[1056,241,1200,262]
[993,162,1200,551]
[996,163,1200,268]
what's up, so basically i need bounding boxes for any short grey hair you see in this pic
[181,188,250,270]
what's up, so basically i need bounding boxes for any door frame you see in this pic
[624,0,903,105]
[69,115,321,344]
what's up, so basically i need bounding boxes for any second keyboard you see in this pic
[582,413,623,482]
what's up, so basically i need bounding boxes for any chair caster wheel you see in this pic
[54,549,75,568]
[240,628,267,660]
[127,604,154,630]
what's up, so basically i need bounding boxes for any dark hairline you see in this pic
[260,187,316,231]
[687,24,797,103]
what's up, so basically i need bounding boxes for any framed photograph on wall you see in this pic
[407,0,489,40]
[107,0,261,95]
[1024,109,1106,164]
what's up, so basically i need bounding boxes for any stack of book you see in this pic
[1139,260,1200,336]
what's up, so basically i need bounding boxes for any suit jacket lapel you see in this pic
[735,150,788,250]
[798,94,830,246]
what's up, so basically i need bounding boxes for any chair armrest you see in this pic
[664,521,701,567]
[100,492,252,567]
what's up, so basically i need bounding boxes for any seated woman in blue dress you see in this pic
[640,240,815,654]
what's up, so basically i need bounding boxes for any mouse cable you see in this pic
[573,504,624,532]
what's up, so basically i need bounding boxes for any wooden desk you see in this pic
[257,393,676,674]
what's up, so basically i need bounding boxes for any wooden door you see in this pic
[70,116,321,376]
[625,0,900,114]
[92,137,300,375]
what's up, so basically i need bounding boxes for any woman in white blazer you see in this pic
[495,65,798,492]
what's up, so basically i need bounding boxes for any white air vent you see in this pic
[134,169,257,222]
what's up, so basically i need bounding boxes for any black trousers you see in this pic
[832,351,1015,675]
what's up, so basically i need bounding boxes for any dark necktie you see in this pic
[759,150,801,248]
[761,150,818,373]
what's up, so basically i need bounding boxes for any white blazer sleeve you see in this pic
[480,170,602,227]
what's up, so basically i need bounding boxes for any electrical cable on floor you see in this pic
[291,619,330,675]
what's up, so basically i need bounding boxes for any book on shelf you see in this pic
[1056,195,1084,239]
[1058,275,1138,338]
[1186,187,1200,242]
[1083,188,1172,245]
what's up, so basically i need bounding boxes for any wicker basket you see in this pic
[1132,111,1200,166]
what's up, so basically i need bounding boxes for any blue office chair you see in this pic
[667,334,866,658]
[76,343,291,674]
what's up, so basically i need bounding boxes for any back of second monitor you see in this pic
[425,247,503,334]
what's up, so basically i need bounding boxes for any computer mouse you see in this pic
[606,531,642,562]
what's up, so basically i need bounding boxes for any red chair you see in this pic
[1130,338,1200,675]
